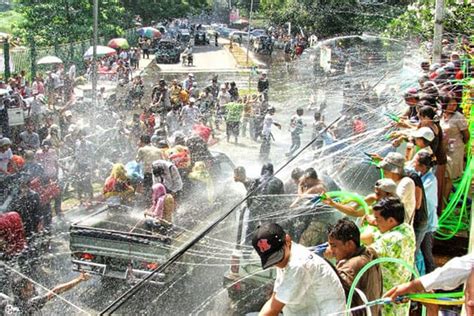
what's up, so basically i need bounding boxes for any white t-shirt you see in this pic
[396,177,416,224]
[0,148,13,173]
[262,114,274,137]
[217,91,231,107]
[151,160,183,193]
[274,242,346,316]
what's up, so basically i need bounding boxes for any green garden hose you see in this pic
[324,191,370,215]
[346,257,425,316]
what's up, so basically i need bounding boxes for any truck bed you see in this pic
[69,204,187,281]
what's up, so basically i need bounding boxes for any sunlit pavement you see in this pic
[156,38,238,73]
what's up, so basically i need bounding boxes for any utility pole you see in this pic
[432,0,444,65]
[91,0,98,107]
[245,0,254,67]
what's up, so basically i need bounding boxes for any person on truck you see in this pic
[103,163,134,203]
[252,223,346,316]
[253,163,284,195]
[7,272,90,315]
[152,160,183,195]
[136,134,164,203]
[144,183,175,227]
[290,168,326,208]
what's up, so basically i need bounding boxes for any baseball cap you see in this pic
[252,223,286,269]
[378,152,405,175]
[374,178,397,195]
[412,127,434,142]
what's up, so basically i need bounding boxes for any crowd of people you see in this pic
[248,36,474,316]
[0,16,473,315]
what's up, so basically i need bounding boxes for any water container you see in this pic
[7,108,24,126]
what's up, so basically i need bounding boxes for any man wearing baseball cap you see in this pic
[252,223,346,315]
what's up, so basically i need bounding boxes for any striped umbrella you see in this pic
[137,27,161,39]
[108,38,130,50]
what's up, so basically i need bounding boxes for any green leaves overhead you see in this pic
[14,0,130,46]
[385,0,474,40]
[12,0,211,46]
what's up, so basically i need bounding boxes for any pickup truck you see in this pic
[69,204,186,284]
[70,150,237,284]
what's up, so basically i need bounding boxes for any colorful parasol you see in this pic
[137,27,161,39]
[108,38,130,50]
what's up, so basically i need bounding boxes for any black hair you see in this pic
[140,134,151,145]
[418,105,443,150]
[418,106,437,120]
[314,112,321,120]
[234,166,246,176]
[296,108,304,114]
[417,151,435,169]
[261,163,274,176]
[304,167,318,180]
[438,94,455,111]
[372,197,405,224]
[327,218,361,248]
[291,167,304,181]
[152,164,165,176]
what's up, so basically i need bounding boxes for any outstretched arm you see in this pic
[47,272,90,300]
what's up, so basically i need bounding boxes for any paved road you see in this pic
[157,39,238,73]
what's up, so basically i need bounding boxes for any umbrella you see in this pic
[83,45,117,58]
[37,55,63,65]
[137,27,161,39]
[108,38,130,50]
[233,19,249,25]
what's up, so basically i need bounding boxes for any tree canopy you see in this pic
[13,0,130,46]
[120,0,210,24]
[11,0,211,46]
[238,0,472,41]
[385,0,474,41]
[253,0,407,38]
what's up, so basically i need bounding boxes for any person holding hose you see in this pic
[385,253,474,315]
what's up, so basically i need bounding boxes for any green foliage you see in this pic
[120,0,210,24]
[12,0,131,46]
[0,10,25,34]
[385,0,474,40]
[255,0,406,38]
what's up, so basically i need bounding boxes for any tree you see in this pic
[385,0,474,41]
[13,0,131,46]
[120,0,210,24]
